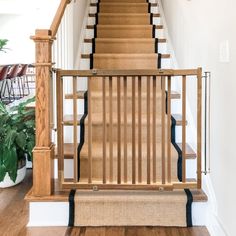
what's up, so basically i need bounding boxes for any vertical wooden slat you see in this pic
[117,77,121,184]
[138,76,142,183]
[152,76,157,183]
[102,77,106,184]
[167,76,172,183]
[182,75,186,183]
[88,77,92,184]
[132,76,136,184]
[147,76,151,184]
[161,76,166,184]
[109,76,113,183]
[73,76,78,182]
[197,68,202,189]
[56,70,64,185]
[123,76,128,183]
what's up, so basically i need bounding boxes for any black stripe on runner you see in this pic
[94,25,97,38]
[155,38,159,53]
[148,3,151,13]
[152,25,155,38]
[185,189,193,227]
[90,54,93,69]
[68,189,76,227]
[77,91,88,181]
[150,13,153,25]
[92,38,96,53]
[158,53,162,68]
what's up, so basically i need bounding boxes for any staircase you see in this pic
[26,0,208,228]
[76,0,177,184]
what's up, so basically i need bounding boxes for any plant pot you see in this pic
[0,158,27,188]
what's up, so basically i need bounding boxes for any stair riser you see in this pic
[95,41,156,53]
[88,17,161,26]
[99,4,149,13]
[98,15,151,25]
[96,27,153,38]
[94,56,158,69]
[79,154,178,182]
[84,122,165,143]
[90,97,162,114]
[100,0,148,3]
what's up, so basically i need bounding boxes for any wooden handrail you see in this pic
[50,0,71,38]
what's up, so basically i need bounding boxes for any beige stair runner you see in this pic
[70,0,192,227]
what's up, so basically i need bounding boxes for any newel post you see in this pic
[31,29,55,196]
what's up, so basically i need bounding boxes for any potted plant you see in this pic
[0,39,9,53]
[0,97,35,188]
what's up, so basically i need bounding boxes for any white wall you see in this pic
[0,14,35,64]
[0,0,87,67]
[161,0,236,235]
[0,0,61,64]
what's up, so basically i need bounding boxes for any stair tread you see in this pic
[63,115,83,126]
[172,114,188,126]
[65,90,86,99]
[25,181,207,202]
[84,38,167,43]
[55,143,195,160]
[82,53,171,58]
[65,90,180,100]
[170,91,181,99]
[90,3,158,6]
[63,113,170,126]
[63,114,186,127]
[86,25,164,29]
[89,13,160,17]
[176,143,196,158]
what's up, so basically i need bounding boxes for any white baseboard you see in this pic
[28,202,69,227]
[207,212,228,236]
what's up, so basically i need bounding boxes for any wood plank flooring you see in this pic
[0,170,210,236]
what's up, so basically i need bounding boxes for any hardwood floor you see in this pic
[0,170,210,236]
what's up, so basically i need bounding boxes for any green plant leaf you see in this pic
[3,147,17,182]
[24,120,35,128]
[26,139,35,157]
[0,165,7,182]
[0,101,8,115]
[5,129,17,149]
[0,39,9,52]
[16,132,27,150]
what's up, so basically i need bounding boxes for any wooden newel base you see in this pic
[32,144,55,196]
